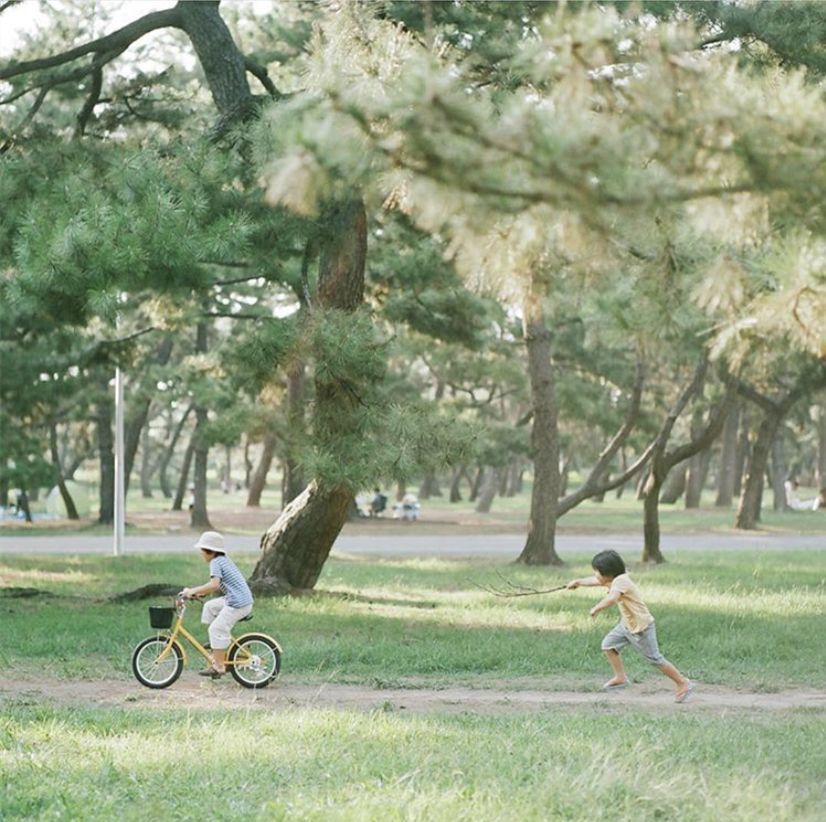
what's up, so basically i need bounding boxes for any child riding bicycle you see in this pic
[180,531,253,679]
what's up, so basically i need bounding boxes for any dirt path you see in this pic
[3,677,825,716]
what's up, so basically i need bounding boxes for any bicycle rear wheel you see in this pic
[228,633,281,688]
[132,636,184,688]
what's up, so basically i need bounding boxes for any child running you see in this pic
[566,549,694,703]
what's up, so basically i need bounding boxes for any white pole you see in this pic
[113,366,125,556]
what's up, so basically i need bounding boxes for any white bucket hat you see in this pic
[194,531,226,555]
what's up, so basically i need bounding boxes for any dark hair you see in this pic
[591,550,626,579]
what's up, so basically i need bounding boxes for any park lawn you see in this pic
[2,550,825,821]
[0,550,824,689]
[1,702,825,821]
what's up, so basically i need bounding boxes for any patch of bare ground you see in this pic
[2,677,825,716]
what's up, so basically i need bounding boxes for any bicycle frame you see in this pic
[155,598,252,669]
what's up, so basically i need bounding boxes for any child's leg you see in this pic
[657,661,691,699]
[603,649,628,686]
[601,624,631,686]
[633,624,691,698]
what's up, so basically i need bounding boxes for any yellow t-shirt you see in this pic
[609,573,654,633]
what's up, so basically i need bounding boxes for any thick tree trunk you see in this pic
[715,402,740,507]
[247,431,276,507]
[253,199,367,591]
[469,466,483,502]
[517,292,561,566]
[96,379,115,525]
[251,482,352,593]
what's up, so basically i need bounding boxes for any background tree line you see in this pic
[1,0,825,588]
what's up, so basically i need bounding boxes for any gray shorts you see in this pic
[601,621,666,666]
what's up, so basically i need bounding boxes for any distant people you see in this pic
[784,479,818,511]
[187,484,195,511]
[394,492,420,521]
[370,487,388,517]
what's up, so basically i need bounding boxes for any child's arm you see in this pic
[182,576,220,599]
[589,590,622,617]
[565,576,602,589]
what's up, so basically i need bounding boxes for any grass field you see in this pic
[2,550,825,819]
[5,478,826,537]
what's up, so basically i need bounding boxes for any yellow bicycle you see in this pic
[131,597,282,689]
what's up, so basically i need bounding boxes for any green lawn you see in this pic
[2,550,825,820]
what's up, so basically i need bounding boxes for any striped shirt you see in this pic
[209,555,253,608]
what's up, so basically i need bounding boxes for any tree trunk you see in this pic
[684,448,711,509]
[449,465,466,502]
[253,198,367,591]
[817,396,826,492]
[506,462,524,497]
[770,428,787,510]
[660,465,686,504]
[735,410,778,528]
[190,320,212,530]
[159,404,193,499]
[715,401,740,507]
[49,423,79,520]
[733,403,750,498]
[243,435,253,489]
[419,471,442,499]
[250,482,352,593]
[140,424,154,498]
[517,291,561,566]
[282,360,307,507]
[642,473,664,563]
[123,336,174,494]
[96,378,115,525]
[247,431,276,507]
[469,466,483,502]
[172,441,194,511]
[474,467,499,513]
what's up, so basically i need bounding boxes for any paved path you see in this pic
[0,530,823,556]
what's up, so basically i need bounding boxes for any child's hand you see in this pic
[589,606,599,618]
[565,580,580,590]
[181,587,193,599]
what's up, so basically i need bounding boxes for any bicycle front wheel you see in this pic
[228,633,281,689]
[132,636,184,689]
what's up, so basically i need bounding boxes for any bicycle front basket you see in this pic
[148,606,174,629]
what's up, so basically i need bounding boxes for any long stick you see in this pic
[467,576,567,598]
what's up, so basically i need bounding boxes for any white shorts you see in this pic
[201,597,253,649]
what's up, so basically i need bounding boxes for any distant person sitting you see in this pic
[370,488,388,517]
[394,492,420,521]
[784,479,817,511]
